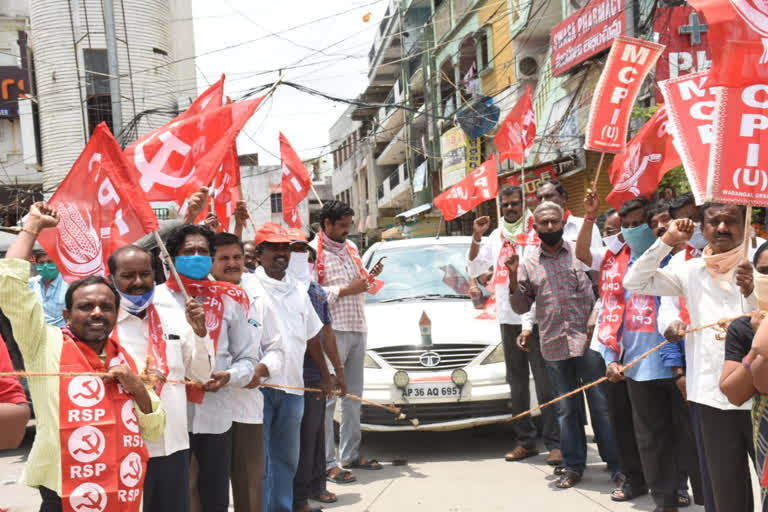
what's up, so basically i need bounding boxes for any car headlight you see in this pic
[481,343,505,365]
[451,368,468,386]
[393,370,409,388]
[364,353,381,369]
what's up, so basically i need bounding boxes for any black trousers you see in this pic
[294,382,327,507]
[697,403,754,512]
[231,422,264,512]
[689,402,717,511]
[143,449,190,512]
[38,486,61,512]
[189,429,233,512]
[626,378,702,509]
[500,324,559,450]
[605,379,645,488]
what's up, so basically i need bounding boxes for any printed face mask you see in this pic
[116,286,155,315]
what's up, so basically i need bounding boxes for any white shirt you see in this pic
[232,273,285,424]
[115,291,214,457]
[564,214,602,247]
[467,227,534,328]
[623,238,756,410]
[158,283,257,434]
[254,267,323,396]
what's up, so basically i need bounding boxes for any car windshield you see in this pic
[365,243,486,304]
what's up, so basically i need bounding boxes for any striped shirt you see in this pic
[310,236,366,333]
[509,243,595,361]
[0,258,166,495]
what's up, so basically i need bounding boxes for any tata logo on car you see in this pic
[419,351,441,368]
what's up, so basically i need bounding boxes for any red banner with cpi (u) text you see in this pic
[584,36,665,153]
[657,70,714,204]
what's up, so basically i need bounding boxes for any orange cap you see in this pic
[254,223,292,245]
[285,227,309,243]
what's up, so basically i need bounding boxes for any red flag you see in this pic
[657,71,714,204]
[179,74,224,120]
[494,85,536,165]
[38,123,159,283]
[585,36,665,153]
[434,156,499,221]
[706,84,768,205]
[213,145,242,232]
[688,0,768,87]
[279,133,312,228]
[605,105,682,209]
[125,96,264,205]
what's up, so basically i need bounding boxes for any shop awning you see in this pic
[395,203,432,219]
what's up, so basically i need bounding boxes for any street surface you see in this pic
[2,425,736,511]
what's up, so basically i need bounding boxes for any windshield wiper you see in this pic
[378,293,469,303]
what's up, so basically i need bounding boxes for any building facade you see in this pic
[29,0,197,192]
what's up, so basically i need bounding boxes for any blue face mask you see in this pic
[621,224,657,258]
[175,255,212,280]
[117,287,155,315]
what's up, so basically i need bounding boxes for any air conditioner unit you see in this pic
[517,55,542,79]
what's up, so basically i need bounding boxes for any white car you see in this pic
[359,236,537,432]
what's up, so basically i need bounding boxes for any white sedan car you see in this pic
[359,236,537,432]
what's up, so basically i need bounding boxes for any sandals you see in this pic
[555,470,582,489]
[676,489,691,507]
[553,465,566,476]
[348,457,383,470]
[611,482,649,502]
[326,468,356,484]
[311,490,337,503]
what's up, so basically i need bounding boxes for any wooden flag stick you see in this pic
[745,205,753,260]
[310,183,324,208]
[153,231,191,301]
[592,152,606,191]
[494,151,502,224]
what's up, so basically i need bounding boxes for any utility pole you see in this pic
[103,0,122,138]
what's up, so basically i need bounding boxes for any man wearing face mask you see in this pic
[285,228,347,511]
[107,244,214,512]
[508,201,618,489]
[209,232,284,512]
[467,185,560,465]
[29,251,69,327]
[579,194,702,511]
[624,203,757,512]
[160,224,256,512]
[252,223,331,512]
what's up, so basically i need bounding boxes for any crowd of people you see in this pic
[468,179,768,512]
[3,178,768,512]
[0,194,383,512]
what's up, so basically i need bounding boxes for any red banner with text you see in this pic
[584,36,665,153]
[434,156,499,221]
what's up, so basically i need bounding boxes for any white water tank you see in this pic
[30,0,196,192]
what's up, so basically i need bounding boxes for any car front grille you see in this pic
[361,399,511,426]
[373,344,487,371]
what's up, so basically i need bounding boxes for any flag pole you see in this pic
[237,184,259,235]
[152,231,191,301]
[592,152,606,191]
[310,183,324,207]
[744,205,753,260]
[494,151,502,225]
[436,216,443,239]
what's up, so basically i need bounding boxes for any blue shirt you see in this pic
[658,253,686,369]
[28,274,68,327]
[598,258,673,381]
[304,282,333,383]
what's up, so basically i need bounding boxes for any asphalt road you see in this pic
[0,425,720,512]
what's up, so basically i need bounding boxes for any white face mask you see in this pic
[603,232,626,254]
[287,252,311,288]
[689,223,708,250]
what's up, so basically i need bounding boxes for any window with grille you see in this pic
[270,193,283,213]
[83,49,113,135]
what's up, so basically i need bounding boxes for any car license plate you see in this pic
[403,382,461,400]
